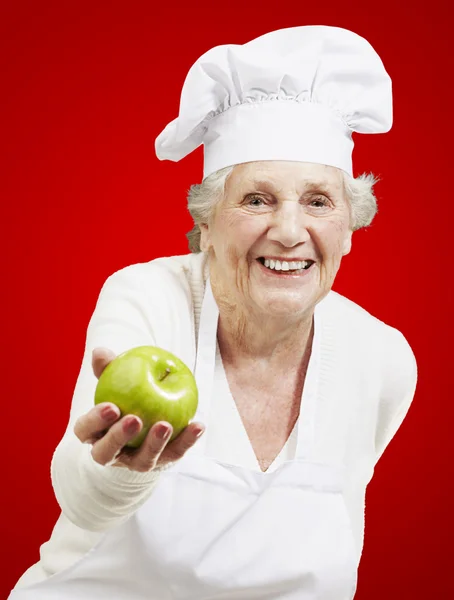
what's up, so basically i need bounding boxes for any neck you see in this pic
[209,267,315,369]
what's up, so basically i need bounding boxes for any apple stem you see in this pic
[159,367,171,382]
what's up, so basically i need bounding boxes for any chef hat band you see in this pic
[155,26,392,179]
[203,100,353,178]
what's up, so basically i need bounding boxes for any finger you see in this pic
[161,422,205,463]
[74,403,121,443]
[92,347,117,379]
[91,415,143,466]
[128,421,174,472]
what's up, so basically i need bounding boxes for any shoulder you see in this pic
[102,252,207,304]
[93,253,207,365]
[321,289,387,330]
[322,290,417,387]
[322,290,413,346]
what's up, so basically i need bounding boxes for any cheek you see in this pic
[221,214,264,256]
[318,220,349,257]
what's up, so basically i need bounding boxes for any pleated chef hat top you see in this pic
[155,25,392,179]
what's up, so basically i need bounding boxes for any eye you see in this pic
[309,196,330,208]
[245,194,266,207]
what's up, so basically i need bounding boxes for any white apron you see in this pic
[9,279,358,600]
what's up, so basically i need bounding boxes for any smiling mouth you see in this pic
[257,257,315,273]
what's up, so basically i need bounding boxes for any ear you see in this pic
[342,230,353,256]
[199,223,212,252]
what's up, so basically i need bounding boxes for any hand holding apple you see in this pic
[94,345,199,448]
[73,347,205,473]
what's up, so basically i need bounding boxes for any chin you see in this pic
[256,295,313,318]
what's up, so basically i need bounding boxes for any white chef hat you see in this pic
[155,25,392,179]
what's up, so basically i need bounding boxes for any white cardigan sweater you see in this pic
[14,251,418,588]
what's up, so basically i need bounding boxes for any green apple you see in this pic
[94,346,198,448]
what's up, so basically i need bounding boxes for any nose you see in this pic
[267,200,311,247]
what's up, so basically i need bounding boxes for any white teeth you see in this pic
[261,258,313,272]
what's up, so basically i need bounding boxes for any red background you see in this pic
[1,0,452,597]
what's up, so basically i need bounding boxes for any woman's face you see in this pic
[200,161,353,319]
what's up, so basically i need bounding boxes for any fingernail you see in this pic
[101,405,120,421]
[193,427,204,438]
[124,417,140,435]
[156,425,171,439]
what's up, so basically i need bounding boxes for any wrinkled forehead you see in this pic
[227,161,345,195]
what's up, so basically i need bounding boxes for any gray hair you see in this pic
[186,165,379,253]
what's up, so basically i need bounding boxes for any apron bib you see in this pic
[10,279,358,600]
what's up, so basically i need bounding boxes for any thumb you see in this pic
[92,347,116,379]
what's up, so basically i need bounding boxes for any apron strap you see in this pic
[189,277,219,457]
[294,311,321,461]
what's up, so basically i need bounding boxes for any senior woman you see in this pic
[10,25,417,600]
